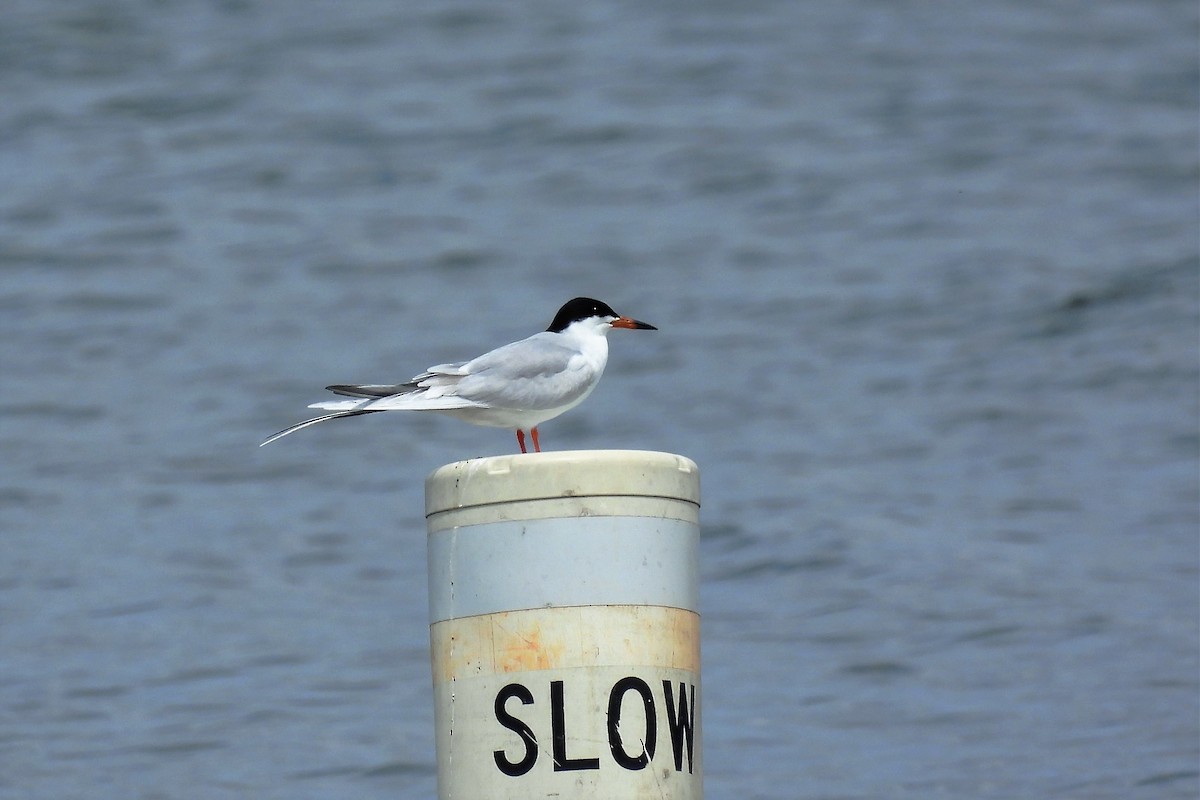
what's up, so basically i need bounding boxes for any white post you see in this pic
[425,450,702,799]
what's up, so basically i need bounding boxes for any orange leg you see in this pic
[516,429,528,453]
[531,427,541,452]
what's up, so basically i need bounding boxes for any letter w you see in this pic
[662,681,696,773]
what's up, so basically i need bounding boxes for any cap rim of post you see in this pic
[425,449,700,516]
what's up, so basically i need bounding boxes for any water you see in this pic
[1,1,1197,798]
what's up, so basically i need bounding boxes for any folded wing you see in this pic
[452,333,598,411]
[308,362,483,412]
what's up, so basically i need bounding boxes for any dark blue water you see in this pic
[1,1,1197,798]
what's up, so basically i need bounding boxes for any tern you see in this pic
[261,297,657,452]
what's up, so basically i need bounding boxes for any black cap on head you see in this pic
[546,297,619,332]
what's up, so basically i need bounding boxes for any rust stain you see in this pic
[492,615,567,673]
[432,606,701,682]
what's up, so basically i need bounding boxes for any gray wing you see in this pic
[326,383,413,398]
[454,333,597,410]
[310,361,484,412]
[324,359,469,399]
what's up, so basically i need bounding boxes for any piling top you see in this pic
[425,449,699,517]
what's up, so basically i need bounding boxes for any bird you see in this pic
[261,297,657,452]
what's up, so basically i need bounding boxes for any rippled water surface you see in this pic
[2,1,1197,798]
